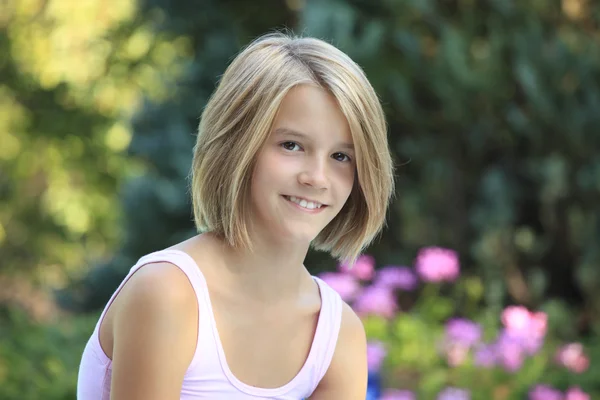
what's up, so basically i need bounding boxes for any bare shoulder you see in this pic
[113,261,199,329]
[338,300,368,345]
[309,301,368,400]
[117,261,197,308]
[109,261,199,400]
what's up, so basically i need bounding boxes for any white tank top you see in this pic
[77,249,343,399]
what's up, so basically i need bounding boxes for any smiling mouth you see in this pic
[282,195,327,211]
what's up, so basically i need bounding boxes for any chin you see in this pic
[275,224,322,245]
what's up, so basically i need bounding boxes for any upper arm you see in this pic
[109,262,198,400]
[309,302,368,400]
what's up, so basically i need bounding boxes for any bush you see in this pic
[0,307,97,400]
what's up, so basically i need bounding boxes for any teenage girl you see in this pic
[77,32,395,399]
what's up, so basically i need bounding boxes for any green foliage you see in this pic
[0,0,190,286]
[0,306,97,400]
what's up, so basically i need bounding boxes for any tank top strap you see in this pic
[133,248,207,289]
[95,248,208,329]
[307,276,343,391]
[135,249,210,372]
[92,248,210,371]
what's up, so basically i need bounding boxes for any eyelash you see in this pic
[280,141,352,163]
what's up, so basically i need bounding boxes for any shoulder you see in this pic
[334,301,368,368]
[109,261,199,398]
[117,261,198,314]
[113,260,199,348]
[310,300,367,399]
[331,301,368,375]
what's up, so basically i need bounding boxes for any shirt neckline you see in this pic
[166,249,328,396]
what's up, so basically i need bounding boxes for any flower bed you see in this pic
[319,248,596,400]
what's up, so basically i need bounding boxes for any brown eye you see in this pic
[281,141,301,151]
[332,152,351,162]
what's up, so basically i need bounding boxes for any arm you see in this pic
[308,302,368,400]
[109,262,198,400]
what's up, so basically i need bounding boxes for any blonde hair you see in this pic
[190,31,394,263]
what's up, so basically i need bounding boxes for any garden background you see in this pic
[1,0,599,399]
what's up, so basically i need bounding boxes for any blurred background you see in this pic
[1,0,599,399]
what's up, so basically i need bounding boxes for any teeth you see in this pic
[287,196,322,210]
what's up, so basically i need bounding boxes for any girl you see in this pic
[77,32,394,400]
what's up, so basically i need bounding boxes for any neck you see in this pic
[202,231,314,303]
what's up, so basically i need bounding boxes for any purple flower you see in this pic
[445,318,482,347]
[495,330,526,372]
[437,387,471,400]
[474,343,497,368]
[381,389,417,400]
[318,272,361,302]
[488,323,546,373]
[520,334,545,356]
[494,327,544,372]
[339,254,375,281]
[353,285,398,318]
[415,247,460,283]
[367,341,387,372]
[529,384,563,400]
[375,266,419,291]
[442,318,482,367]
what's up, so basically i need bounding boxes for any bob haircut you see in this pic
[190,31,394,264]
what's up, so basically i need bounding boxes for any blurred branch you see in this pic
[505,262,531,306]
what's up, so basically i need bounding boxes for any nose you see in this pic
[298,159,329,190]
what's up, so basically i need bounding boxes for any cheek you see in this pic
[337,167,356,196]
[251,151,286,193]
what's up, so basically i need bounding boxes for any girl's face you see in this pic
[250,84,356,245]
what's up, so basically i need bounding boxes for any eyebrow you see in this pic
[273,127,354,151]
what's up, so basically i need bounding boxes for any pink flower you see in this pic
[555,343,590,373]
[565,386,590,400]
[502,306,532,332]
[501,306,547,339]
[445,342,470,367]
[498,307,546,364]
[381,389,417,400]
[338,254,375,281]
[488,307,548,374]
[367,341,387,372]
[415,247,460,283]
[353,285,398,318]
[375,266,419,291]
[493,327,545,373]
[318,272,362,302]
[529,311,548,337]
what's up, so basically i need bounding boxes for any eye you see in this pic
[281,141,302,151]
[332,152,352,162]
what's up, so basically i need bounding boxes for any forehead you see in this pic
[271,84,352,145]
